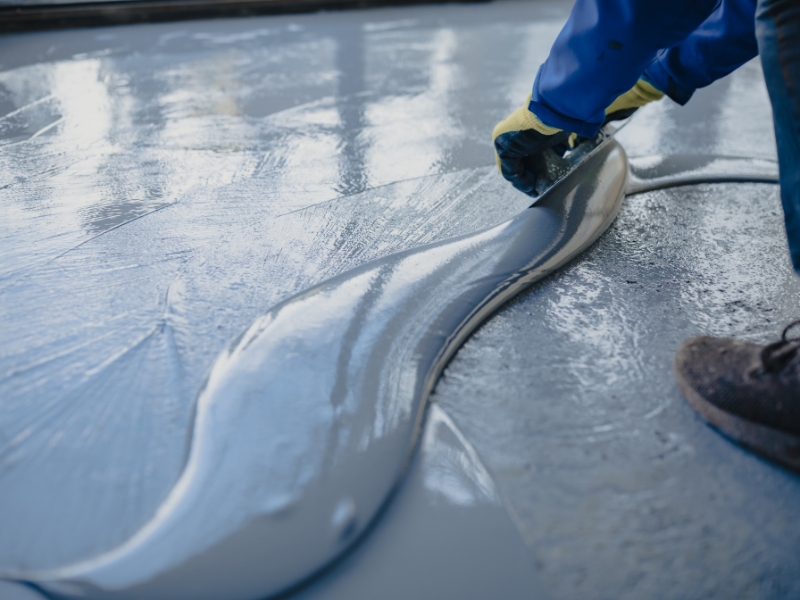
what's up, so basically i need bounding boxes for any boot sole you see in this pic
[674,361,800,473]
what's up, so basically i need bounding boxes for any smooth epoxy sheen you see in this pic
[290,404,550,600]
[1,1,796,598]
[0,1,570,575]
[17,108,627,600]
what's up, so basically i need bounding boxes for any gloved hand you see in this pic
[493,79,663,197]
[492,94,570,197]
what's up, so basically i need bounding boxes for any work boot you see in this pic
[674,321,800,472]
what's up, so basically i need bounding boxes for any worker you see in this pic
[493,0,799,471]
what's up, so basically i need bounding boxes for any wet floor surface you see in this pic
[0,0,798,596]
[432,44,800,600]
[0,2,550,571]
[433,181,800,599]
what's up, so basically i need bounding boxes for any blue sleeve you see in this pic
[644,0,758,105]
[530,0,720,137]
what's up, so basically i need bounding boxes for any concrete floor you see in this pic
[0,0,798,597]
[434,180,800,599]
[431,39,800,600]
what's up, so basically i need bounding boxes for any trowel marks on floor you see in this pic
[23,138,626,600]
[0,2,569,571]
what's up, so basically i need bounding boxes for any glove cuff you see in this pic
[605,78,664,116]
[516,96,562,136]
[492,94,562,142]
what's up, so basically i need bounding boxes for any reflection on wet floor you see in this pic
[0,0,796,596]
[24,134,620,600]
[0,0,565,572]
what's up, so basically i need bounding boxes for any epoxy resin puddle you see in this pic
[0,5,784,598]
[6,134,782,600]
[16,134,627,600]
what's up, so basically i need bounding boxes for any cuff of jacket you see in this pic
[528,67,606,138]
[643,55,695,106]
[526,98,606,138]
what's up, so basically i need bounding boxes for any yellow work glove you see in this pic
[569,78,664,147]
[492,94,570,197]
[605,77,664,121]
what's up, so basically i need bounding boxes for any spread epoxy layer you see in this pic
[626,155,779,195]
[0,5,570,570]
[1,3,788,597]
[1,3,779,578]
[291,404,551,600]
[17,132,627,600]
[6,125,781,600]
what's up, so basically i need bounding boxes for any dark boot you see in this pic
[674,321,800,472]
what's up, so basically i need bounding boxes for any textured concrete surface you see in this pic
[1,0,798,597]
[433,52,800,600]
[434,182,800,599]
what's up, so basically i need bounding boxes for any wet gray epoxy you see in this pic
[22,119,625,600]
[0,401,547,600]
[1,1,797,598]
[0,1,569,574]
[2,399,550,600]
[9,145,781,600]
[290,404,549,600]
[627,155,778,195]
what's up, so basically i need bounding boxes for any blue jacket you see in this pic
[530,0,759,137]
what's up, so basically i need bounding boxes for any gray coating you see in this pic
[627,155,778,195]
[7,140,779,600]
[20,117,627,600]
[290,404,550,600]
[1,1,797,598]
[0,581,47,600]
[0,1,570,577]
